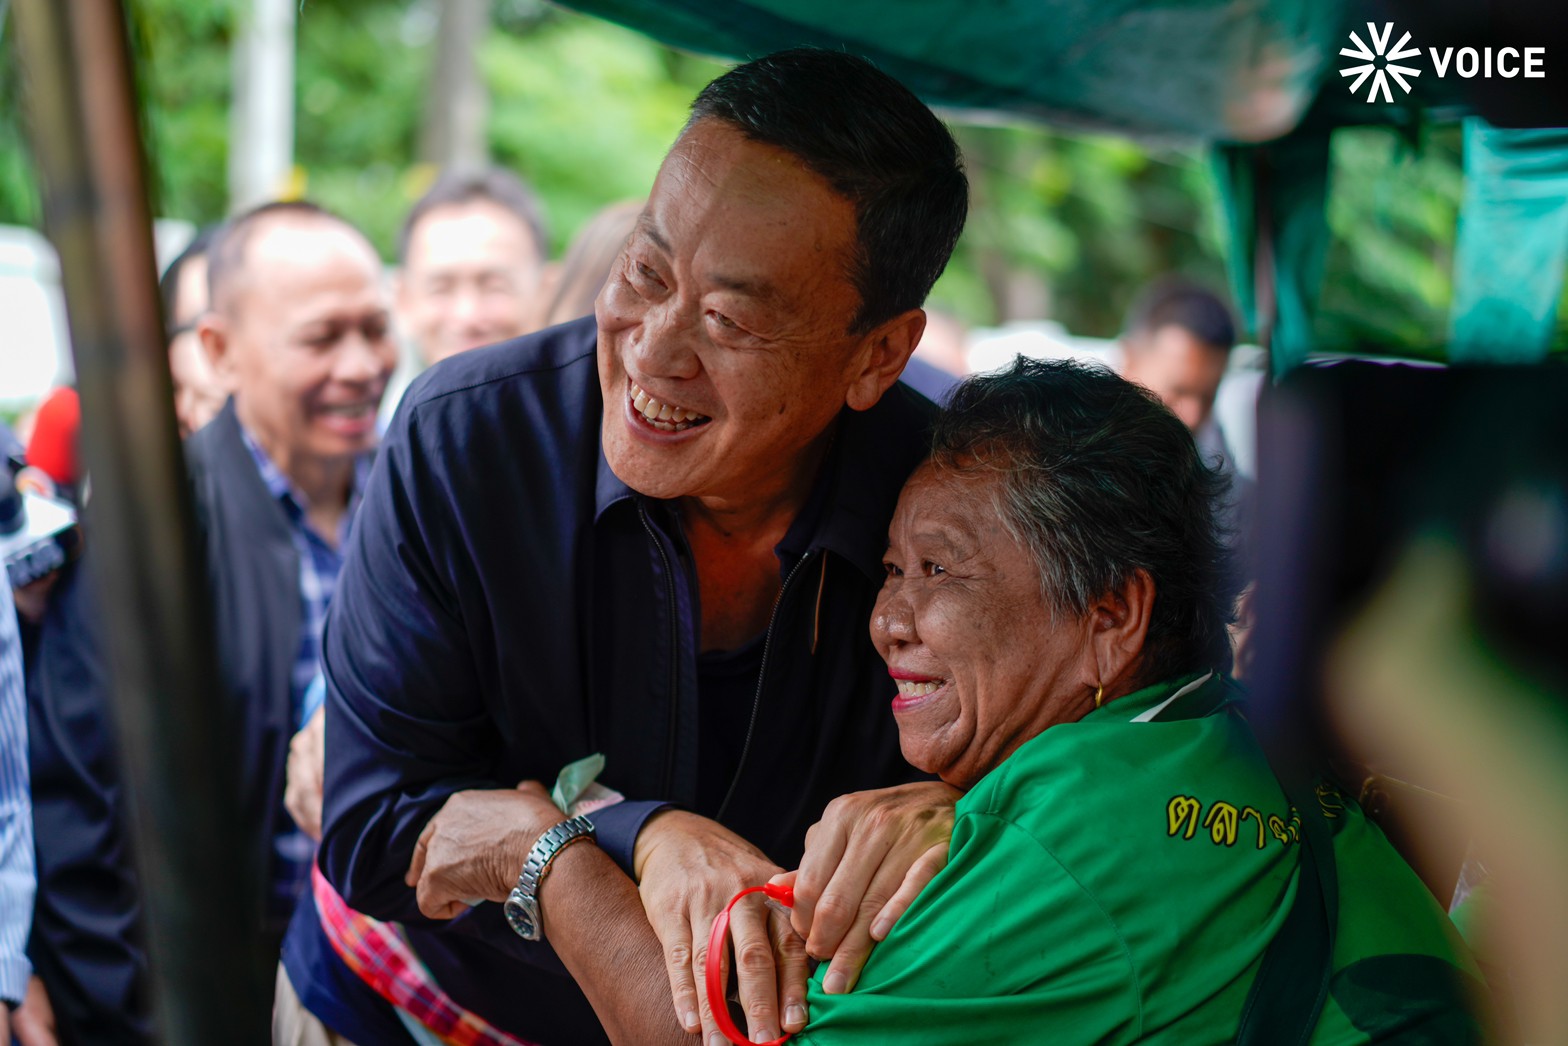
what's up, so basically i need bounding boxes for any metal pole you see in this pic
[419,0,491,173]
[229,0,297,210]
[10,2,270,1042]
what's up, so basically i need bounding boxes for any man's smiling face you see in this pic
[208,216,395,474]
[595,118,875,503]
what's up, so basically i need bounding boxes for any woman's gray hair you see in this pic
[931,357,1238,684]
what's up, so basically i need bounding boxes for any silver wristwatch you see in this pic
[504,814,597,941]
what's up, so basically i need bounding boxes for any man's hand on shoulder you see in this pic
[788,781,960,995]
[406,781,565,919]
[634,810,808,1045]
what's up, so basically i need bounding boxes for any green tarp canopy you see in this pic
[554,0,1568,375]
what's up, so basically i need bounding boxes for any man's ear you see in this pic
[1087,568,1156,694]
[198,313,242,394]
[846,308,926,412]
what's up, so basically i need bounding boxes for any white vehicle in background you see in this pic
[0,224,72,417]
[0,220,194,422]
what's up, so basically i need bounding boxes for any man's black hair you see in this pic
[1124,278,1237,352]
[688,48,969,335]
[396,168,549,266]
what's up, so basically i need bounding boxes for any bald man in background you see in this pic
[24,200,396,1043]
[194,201,396,950]
[160,228,227,438]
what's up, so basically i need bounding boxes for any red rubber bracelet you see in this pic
[705,883,796,1046]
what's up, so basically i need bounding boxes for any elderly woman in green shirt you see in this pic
[788,358,1479,1044]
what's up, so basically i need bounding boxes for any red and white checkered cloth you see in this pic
[312,866,539,1046]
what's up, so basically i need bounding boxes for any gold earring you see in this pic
[1094,685,1104,708]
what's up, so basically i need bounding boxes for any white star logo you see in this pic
[1340,22,1422,103]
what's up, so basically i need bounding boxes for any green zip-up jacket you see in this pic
[800,673,1480,1044]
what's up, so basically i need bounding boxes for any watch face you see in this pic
[505,890,541,941]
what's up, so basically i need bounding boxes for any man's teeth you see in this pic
[321,403,372,417]
[629,381,710,431]
[896,680,944,698]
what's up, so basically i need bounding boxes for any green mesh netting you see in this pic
[1449,121,1568,364]
[558,0,1345,142]
[553,1,1565,368]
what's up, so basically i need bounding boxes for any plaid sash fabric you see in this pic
[311,866,539,1046]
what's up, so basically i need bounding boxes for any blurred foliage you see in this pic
[479,14,723,252]
[939,124,1228,335]
[0,0,716,257]
[1316,124,1465,355]
[0,3,42,229]
[130,0,242,222]
[2,0,1528,349]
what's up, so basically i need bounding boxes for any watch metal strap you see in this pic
[505,814,596,941]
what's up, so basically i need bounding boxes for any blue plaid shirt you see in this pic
[241,429,369,921]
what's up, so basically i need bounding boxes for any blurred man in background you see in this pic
[1119,278,1254,671]
[1118,278,1240,474]
[380,170,549,425]
[161,228,226,439]
[194,201,396,950]
[25,200,395,1044]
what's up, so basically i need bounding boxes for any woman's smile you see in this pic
[888,669,951,711]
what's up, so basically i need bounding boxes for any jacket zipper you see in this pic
[640,502,682,798]
[716,550,815,822]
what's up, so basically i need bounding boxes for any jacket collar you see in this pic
[592,385,931,581]
[1081,671,1235,725]
[196,400,377,547]
[196,400,295,542]
[236,419,372,547]
[593,437,633,520]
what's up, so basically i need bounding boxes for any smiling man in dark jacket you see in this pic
[25,202,395,1044]
[312,50,970,1046]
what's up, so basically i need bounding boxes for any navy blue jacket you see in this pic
[27,403,309,1043]
[24,563,152,1046]
[185,401,306,935]
[318,316,934,1040]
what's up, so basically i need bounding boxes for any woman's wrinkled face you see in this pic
[871,463,1098,789]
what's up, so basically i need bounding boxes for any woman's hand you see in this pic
[786,781,960,994]
[634,810,809,1043]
